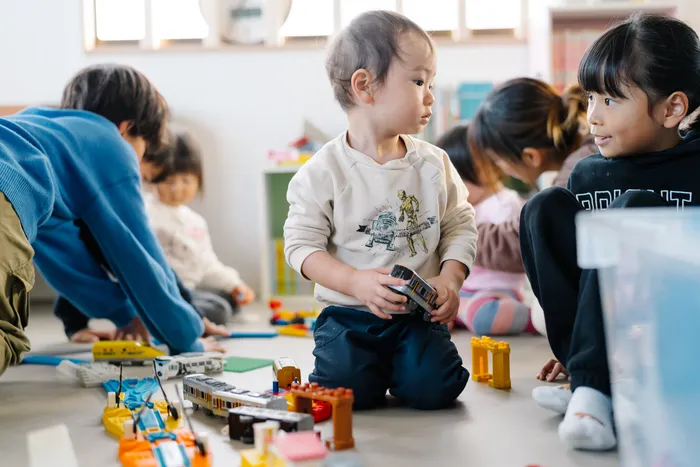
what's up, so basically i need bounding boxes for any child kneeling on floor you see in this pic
[435,124,534,336]
[284,10,477,410]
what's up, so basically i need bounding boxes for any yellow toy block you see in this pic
[240,449,272,467]
[470,336,511,389]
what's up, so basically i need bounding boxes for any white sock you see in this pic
[558,386,617,451]
[532,384,571,415]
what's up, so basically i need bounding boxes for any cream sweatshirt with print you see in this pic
[145,193,243,292]
[284,132,478,309]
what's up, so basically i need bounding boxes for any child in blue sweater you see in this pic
[0,64,222,375]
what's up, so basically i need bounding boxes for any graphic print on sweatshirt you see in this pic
[575,189,693,211]
[357,189,437,258]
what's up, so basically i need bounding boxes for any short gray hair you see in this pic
[325,10,434,111]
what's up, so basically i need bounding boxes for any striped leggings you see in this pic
[456,288,535,336]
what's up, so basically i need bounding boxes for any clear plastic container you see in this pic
[576,209,700,467]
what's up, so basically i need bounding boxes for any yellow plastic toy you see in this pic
[93,341,166,364]
[471,336,511,389]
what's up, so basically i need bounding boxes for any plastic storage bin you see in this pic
[576,209,700,467]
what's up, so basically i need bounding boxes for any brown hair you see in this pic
[149,129,204,193]
[60,64,169,152]
[325,10,434,111]
[469,77,587,186]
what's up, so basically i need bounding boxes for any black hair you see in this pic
[435,124,480,185]
[579,13,700,131]
[60,64,169,151]
[149,129,204,193]
[469,78,587,187]
[326,10,435,110]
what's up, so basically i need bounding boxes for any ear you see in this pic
[350,69,374,105]
[521,147,545,169]
[660,92,689,129]
[117,121,133,136]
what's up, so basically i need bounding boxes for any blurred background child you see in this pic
[436,124,534,335]
[146,129,254,325]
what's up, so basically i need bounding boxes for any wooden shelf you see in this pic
[549,1,678,20]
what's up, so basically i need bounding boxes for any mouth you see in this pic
[593,135,611,146]
[420,113,432,123]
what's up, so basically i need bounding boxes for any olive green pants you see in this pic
[0,192,34,376]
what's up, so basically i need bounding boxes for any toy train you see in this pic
[273,357,302,390]
[386,264,437,321]
[182,374,287,417]
[227,406,313,441]
[92,341,166,364]
[153,352,225,380]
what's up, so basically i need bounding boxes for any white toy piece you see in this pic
[56,361,121,387]
[153,352,225,380]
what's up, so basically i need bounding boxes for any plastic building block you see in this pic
[290,382,354,450]
[119,428,211,466]
[277,325,312,337]
[471,336,511,389]
[228,406,313,441]
[103,377,161,408]
[274,431,328,464]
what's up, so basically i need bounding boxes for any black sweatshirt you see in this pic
[568,131,700,210]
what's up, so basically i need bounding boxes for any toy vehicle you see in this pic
[227,406,313,441]
[119,385,212,467]
[183,374,287,417]
[273,357,302,390]
[93,341,166,365]
[385,264,437,321]
[153,352,225,380]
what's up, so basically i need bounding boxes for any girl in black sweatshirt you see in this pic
[519,13,700,451]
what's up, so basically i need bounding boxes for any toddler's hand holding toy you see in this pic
[427,275,460,324]
[233,284,255,305]
[427,260,467,324]
[349,268,408,319]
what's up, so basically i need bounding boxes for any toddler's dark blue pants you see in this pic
[309,306,469,410]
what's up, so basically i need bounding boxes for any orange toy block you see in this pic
[290,382,354,450]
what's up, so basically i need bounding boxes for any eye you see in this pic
[413,80,424,86]
[585,93,593,102]
[428,85,434,91]
[604,97,613,106]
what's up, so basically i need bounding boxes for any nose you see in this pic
[424,88,435,107]
[587,100,602,127]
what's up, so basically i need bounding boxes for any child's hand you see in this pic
[115,317,150,343]
[202,317,229,337]
[70,328,117,343]
[427,275,461,324]
[349,268,408,319]
[537,359,569,382]
[232,285,255,305]
[198,336,226,354]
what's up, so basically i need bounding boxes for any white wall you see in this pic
[0,0,528,295]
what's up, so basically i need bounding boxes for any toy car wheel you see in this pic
[192,403,199,410]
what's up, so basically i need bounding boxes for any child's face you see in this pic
[156,173,199,207]
[587,85,668,158]
[371,32,436,136]
[465,180,488,206]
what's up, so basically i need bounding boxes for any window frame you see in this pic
[83,0,527,52]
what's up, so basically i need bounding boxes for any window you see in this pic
[403,0,458,32]
[279,0,333,37]
[95,0,145,41]
[94,0,208,42]
[466,0,521,30]
[339,0,395,28]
